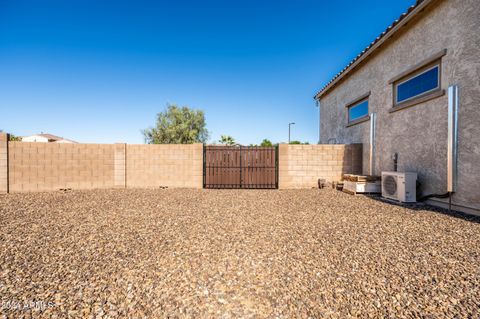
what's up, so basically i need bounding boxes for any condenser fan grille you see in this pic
[383,175,397,196]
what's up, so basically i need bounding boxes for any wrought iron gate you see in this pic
[203,145,278,189]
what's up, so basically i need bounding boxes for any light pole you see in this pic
[288,122,295,143]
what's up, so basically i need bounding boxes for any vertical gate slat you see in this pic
[262,148,266,188]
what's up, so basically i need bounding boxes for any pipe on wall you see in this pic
[447,85,459,193]
[369,112,376,175]
[316,99,321,144]
[422,86,459,210]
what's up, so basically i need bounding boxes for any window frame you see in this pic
[389,49,447,113]
[345,91,370,127]
[394,63,440,105]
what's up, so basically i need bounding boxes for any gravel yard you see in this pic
[1,188,479,318]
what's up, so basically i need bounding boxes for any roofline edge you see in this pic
[313,0,437,100]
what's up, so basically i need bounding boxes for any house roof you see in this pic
[34,133,78,143]
[37,133,64,141]
[314,0,437,100]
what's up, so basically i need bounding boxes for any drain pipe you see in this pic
[419,85,459,212]
[369,112,376,175]
[447,85,459,211]
[316,99,321,144]
[392,152,398,172]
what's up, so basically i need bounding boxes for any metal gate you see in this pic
[203,145,278,189]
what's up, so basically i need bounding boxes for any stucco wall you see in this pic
[279,144,362,189]
[318,0,480,212]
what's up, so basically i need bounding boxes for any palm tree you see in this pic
[219,135,236,145]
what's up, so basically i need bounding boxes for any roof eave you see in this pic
[314,0,437,100]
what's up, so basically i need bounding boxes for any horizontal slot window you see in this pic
[348,99,369,123]
[395,64,439,104]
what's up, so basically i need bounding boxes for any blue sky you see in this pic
[0,0,415,144]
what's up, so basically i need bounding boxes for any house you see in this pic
[314,0,479,215]
[21,133,77,144]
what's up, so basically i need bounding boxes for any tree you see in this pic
[289,140,309,145]
[8,134,21,141]
[219,135,236,145]
[260,139,273,147]
[0,130,21,141]
[143,104,208,144]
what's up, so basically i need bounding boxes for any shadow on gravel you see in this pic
[358,193,480,224]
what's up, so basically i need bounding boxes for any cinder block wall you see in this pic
[8,142,117,192]
[4,138,203,192]
[2,133,362,193]
[279,143,362,189]
[126,144,203,188]
[0,133,7,193]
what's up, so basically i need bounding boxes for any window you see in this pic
[388,49,447,112]
[347,98,369,124]
[394,64,440,104]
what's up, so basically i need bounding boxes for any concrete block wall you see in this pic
[114,143,126,188]
[8,142,116,192]
[0,133,8,193]
[126,144,203,188]
[4,141,203,192]
[279,143,362,189]
[2,136,362,193]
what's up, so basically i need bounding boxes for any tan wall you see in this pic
[0,133,7,193]
[318,0,480,212]
[3,133,362,192]
[8,141,117,192]
[126,144,203,188]
[2,134,203,193]
[279,144,362,189]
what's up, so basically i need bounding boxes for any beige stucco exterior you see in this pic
[318,0,480,213]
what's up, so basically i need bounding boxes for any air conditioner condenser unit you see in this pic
[381,172,417,203]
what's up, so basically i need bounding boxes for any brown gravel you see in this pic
[1,188,479,318]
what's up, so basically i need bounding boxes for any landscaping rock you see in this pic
[0,188,479,318]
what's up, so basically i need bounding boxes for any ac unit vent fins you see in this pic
[383,175,397,196]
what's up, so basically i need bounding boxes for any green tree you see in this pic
[143,104,208,144]
[219,135,236,145]
[289,140,309,145]
[8,134,22,141]
[260,139,273,147]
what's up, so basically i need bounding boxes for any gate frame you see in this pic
[203,144,279,189]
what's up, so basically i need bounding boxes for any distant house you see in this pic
[21,133,77,144]
[314,0,479,214]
